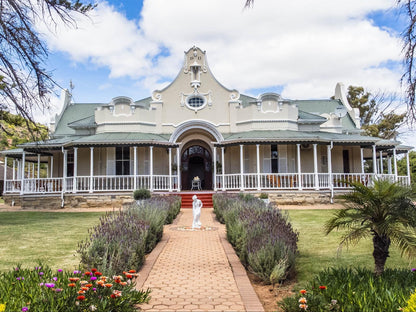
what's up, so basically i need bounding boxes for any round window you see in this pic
[186,95,206,111]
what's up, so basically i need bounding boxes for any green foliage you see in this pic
[279,267,416,312]
[78,196,181,274]
[345,85,405,139]
[0,263,150,312]
[213,193,298,283]
[325,179,416,275]
[259,193,269,199]
[132,188,151,200]
[398,151,416,189]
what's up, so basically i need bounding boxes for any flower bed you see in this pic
[0,264,150,311]
[213,193,298,284]
[279,267,416,311]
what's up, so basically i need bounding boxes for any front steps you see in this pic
[180,192,214,208]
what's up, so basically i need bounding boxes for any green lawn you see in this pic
[0,211,104,271]
[286,209,414,287]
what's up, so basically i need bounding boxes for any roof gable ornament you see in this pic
[183,46,207,89]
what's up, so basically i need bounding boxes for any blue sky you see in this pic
[36,0,415,147]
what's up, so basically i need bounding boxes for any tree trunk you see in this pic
[372,234,391,276]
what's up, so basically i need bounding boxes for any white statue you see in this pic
[192,194,203,229]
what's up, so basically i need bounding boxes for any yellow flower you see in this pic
[0,303,6,312]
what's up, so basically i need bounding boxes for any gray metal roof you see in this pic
[72,132,174,147]
[67,115,96,129]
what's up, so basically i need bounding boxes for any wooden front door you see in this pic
[181,145,212,190]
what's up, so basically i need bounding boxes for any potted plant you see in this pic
[133,188,151,205]
[259,192,269,204]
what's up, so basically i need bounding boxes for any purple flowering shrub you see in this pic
[213,193,298,283]
[78,196,181,274]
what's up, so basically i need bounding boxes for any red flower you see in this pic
[128,270,136,273]
[77,295,86,301]
[68,283,76,287]
[319,285,327,290]
[91,268,97,273]
[94,271,102,276]
[110,294,116,299]
[300,289,307,295]
[84,271,91,276]
[125,274,133,279]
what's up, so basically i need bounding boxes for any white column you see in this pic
[63,149,67,194]
[297,144,302,190]
[89,147,94,193]
[213,147,217,191]
[256,144,261,190]
[17,160,20,179]
[327,144,333,189]
[150,146,154,191]
[37,154,40,178]
[12,159,15,180]
[20,151,25,194]
[133,146,137,190]
[3,157,7,188]
[221,147,225,191]
[360,148,365,174]
[387,156,392,174]
[313,144,319,190]
[379,151,384,174]
[32,163,35,178]
[407,151,411,185]
[168,147,172,192]
[50,156,54,178]
[46,158,48,179]
[393,147,398,182]
[176,147,181,191]
[372,145,377,175]
[27,162,31,180]
[240,144,244,190]
[73,147,78,193]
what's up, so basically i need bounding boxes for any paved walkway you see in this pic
[135,208,264,312]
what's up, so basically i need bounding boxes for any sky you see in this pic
[34,0,415,147]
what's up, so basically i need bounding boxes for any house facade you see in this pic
[1,46,412,207]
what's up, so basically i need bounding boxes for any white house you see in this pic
[1,46,412,207]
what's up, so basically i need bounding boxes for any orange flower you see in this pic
[120,282,127,286]
[68,283,76,287]
[128,270,136,273]
[319,285,327,290]
[299,289,307,295]
[77,295,86,301]
[105,283,113,288]
[69,277,80,282]
[78,290,85,294]
[298,297,307,304]
[84,271,91,276]
[96,280,105,286]
[299,303,308,310]
[81,287,89,291]
[86,284,93,288]
[100,276,107,281]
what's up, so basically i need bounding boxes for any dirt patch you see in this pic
[246,271,295,312]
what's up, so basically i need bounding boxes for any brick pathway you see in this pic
[135,208,264,312]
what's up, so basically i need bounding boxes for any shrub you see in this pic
[133,189,151,200]
[279,267,416,312]
[0,263,150,312]
[78,211,148,274]
[78,196,181,274]
[213,193,298,283]
[259,193,268,199]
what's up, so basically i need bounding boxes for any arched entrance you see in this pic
[181,145,212,190]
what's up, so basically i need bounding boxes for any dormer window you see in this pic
[186,95,206,111]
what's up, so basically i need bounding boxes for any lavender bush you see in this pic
[78,196,181,274]
[213,193,298,283]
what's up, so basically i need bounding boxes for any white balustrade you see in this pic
[3,173,410,195]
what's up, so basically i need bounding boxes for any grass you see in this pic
[0,211,105,271]
[286,209,414,287]
[0,197,4,204]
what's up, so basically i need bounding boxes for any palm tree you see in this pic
[325,179,416,276]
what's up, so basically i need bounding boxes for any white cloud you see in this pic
[37,0,404,99]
